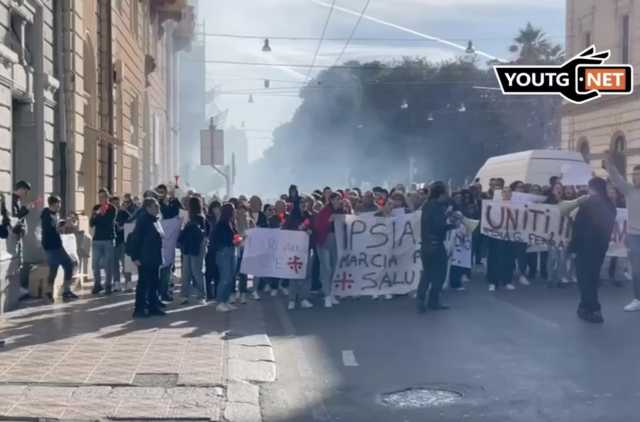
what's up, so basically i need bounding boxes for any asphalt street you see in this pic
[258,276,640,422]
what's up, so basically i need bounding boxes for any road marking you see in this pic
[342,350,359,367]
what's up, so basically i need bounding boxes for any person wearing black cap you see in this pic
[569,177,616,323]
[417,181,458,313]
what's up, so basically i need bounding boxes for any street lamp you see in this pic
[262,38,272,52]
[465,40,475,55]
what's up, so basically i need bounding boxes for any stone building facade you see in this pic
[562,0,640,176]
[0,0,194,312]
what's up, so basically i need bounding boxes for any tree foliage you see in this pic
[253,24,564,192]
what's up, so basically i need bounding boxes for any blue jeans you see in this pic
[46,249,74,292]
[92,240,114,290]
[626,234,640,300]
[181,253,206,300]
[216,247,237,304]
[317,233,337,297]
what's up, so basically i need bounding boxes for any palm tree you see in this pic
[509,22,564,65]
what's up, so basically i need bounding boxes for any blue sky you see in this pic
[198,0,565,161]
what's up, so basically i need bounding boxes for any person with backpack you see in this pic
[178,196,209,305]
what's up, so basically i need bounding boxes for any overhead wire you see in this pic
[333,0,371,66]
[305,0,337,82]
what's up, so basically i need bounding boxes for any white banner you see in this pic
[161,216,183,268]
[124,222,136,273]
[481,200,571,248]
[241,228,310,279]
[446,225,472,269]
[481,201,628,256]
[60,234,79,263]
[333,212,422,297]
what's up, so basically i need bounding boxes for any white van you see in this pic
[474,150,593,189]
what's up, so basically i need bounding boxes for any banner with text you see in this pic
[333,212,422,297]
[241,228,310,279]
[481,201,628,255]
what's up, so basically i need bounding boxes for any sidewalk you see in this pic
[0,289,276,421]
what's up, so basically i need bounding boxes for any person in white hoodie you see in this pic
[606,152,640,312]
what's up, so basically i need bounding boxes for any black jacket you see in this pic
[40,208,62,251]
[128,210,163,268]
[253,211,268,228]
[90,204,116,241]
[178,215,208,256]
[569,195,616,256]
[421,200,455,249]
[212,221,237,252]
[160,198,183,220]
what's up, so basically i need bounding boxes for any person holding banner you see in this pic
[570,177,616,324]
[606,153,640,312]
[417,181,458,313]
[283,188,314,310]
[314,192,342,309]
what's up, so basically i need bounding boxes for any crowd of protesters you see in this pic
[1,151,634,325]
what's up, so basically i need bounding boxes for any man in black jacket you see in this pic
[41,195,78,302]
[570,177,616,324]
[417,181,458,313]
[90,188,116,295]
[156,184,183,301]
[129,197,165,318]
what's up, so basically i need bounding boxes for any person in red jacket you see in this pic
[313,192,342,308]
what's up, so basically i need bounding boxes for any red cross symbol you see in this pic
[334,272,354,291]
[288,256,303,273]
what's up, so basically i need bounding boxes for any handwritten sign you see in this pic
[446,225,472,269]
[481,200,572,247]
[241,228,309,279]
[481,201,628,256]
[333,212,422,297]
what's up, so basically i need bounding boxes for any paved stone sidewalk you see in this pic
[0,291,276,421]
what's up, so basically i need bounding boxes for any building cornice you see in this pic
[561,86,640,117]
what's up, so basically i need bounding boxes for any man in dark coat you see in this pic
[128,198,165,318]
[570,177,616,324]
[417,181,458,313]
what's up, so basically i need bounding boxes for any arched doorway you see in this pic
[578,138,590,163]
[82,36,98,214]
[611,132,627,177]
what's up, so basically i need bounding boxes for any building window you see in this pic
[612,134,627,176]
[622,14,630,63]
[578,139,590,163]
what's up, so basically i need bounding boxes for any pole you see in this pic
[209,118,232,198]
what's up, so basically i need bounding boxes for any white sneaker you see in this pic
[372,295,379,300]
[227,303,238,311]
[216,303,231,312]
[230,293,239,304]
[624,271,633,281]
[300,299,313,309]
[560,277,570,285]
[251,291,261,301]
[324,297,333,308]
[505,283,516,291]
[201,298,208,305]
[287,301,296,311]
[461,274,471,283]
[280,287,289,296]
[624,299,640,312]
[270,289,278,297]
[384,294,393,300]
[240,293,247,304]
[455,287,466,292]
[488,284,496,292]
[518,276,530,286]
[332,296,340,305]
